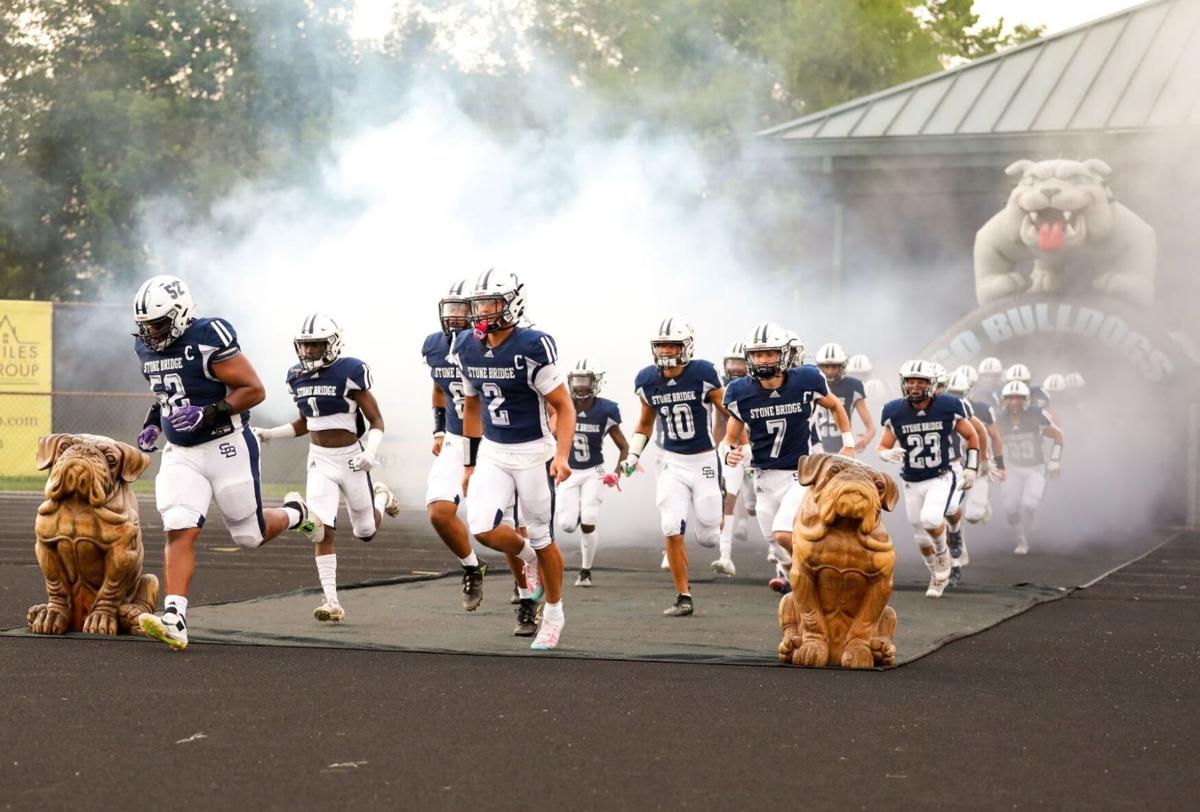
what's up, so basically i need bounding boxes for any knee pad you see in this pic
[554,510,578,534]
[226,514,264,550]
[694,524,719,549]
[161,506,203,532]
[919,506,945,532]
[350,513,377,541]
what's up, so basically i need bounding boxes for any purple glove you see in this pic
[136,425,161,452]
[168,405,206,433]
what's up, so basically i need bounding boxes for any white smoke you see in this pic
[139,78,777,543]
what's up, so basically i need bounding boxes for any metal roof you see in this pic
[759,0,1200,153]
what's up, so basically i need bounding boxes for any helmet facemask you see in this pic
[135,311,183,352]
[652,339,692,369]
[747,348,785,380]
[295,338,336,372]
[471,293,517,337]
[440,298,471,335]
[818,362,845,382]
[569,372,599,401]
[1004,395,1029,414]
[902,376,933,403]
[723,357,748,383]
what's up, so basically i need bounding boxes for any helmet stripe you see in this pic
[664,317,674,336]
[480,268,493,290]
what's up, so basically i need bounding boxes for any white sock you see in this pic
[373,492,389,513]
[164,594,188,619]
[919,546,937,572]
[719,520,733,559]
[283,507,302,528]
[930,531,948,556]
[517,586,532,600]
[768,541,792,566]
[580,530,598,569]
[543,600,564,623]
[518,541,537,566]
[315,554,338,603]
[458,552,480,568]
[947,517,962,533]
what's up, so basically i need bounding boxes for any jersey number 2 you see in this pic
[482,382,510,426]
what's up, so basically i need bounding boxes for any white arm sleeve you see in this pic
[532,362,565,396]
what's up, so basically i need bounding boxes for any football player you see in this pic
[944,370,1005,584]
[814,342,875,454]
[252,313,400,623]
[456,269,574,650]
[977,357,1005,405]
[877,360,980,598]
[1004,363,1052,411]
[711,340,754,576]
[557,359,628,587]
[132,275,323,651]
[722,323,854,594]
[419,280,491,612]
[623,317,728,617]
[997,381,1064,555]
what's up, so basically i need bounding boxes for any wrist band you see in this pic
[994,455,1005,470]
[201,399,233,427]
[1050,443,1062,462]
[841,432,855,448]
[465,436,481,467]
[965,447,979,471]
[433,406,446,435]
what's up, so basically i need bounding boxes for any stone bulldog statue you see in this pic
[27,434,158,635]
[778,454,900,669]
[974,158,1156,307]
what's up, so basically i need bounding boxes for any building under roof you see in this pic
[755,0,1199,327]
[760,0,1200,171]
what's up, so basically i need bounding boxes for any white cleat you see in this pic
[1014,534,1030,555]
[958,539,971,567]
[925,572,949,598]
[926,551,952,598]
[313,600,345,623]
[530,615,564,650]
[660,551,670,570]
[374,481,400,518]
[711,558,736,577]
[285,491,325,543]
[138,611,188,651]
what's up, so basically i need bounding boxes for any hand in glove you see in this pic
[349,449,378,473]
[878,446,906,464]
[136,425,161,452]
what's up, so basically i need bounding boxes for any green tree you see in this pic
[0,0,356,301]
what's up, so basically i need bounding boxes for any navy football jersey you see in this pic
[287,356,372,434]
[725,366,828,470]
[635,359,722,454]
[998,407,1053,466]
[423,331,465,436]
[881,395,969,482]
[135,317,244,447]
[817,376,865,453]
[453,326,563,444]
[569,397,622,470]
[971,399,996,426]
[1030,385,1050,410]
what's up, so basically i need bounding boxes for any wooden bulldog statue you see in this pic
[778,454,900,669]
[27,434,158,635]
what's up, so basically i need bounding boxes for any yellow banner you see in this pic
[0,300,53,477]
[0,300,52,390]
[0,395,52,477]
